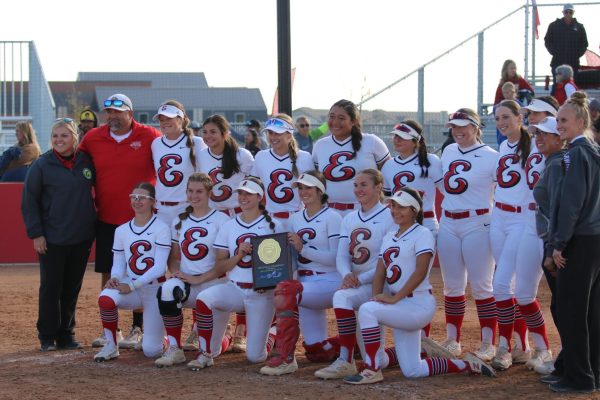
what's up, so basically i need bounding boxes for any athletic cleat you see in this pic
[232,336,247,353]
[421,336,455,358]
[534,360,556,375]
[92,330,123,348]
[259,358,298,376]
[343,368,384,385]
[187,351,214,370]
[540,374,561,384]
[525,349,553,371]
[491,347,512,370]
[463,352,496,378]
[56,337,82,350]
[511,347,531,364]
[94,342,119,362]
[314,358,358,380]
[119,326,143,349]
[440,339,462,358]
[155,346,186,368]
[40,340,56,352]
[474,342,496,362]
[182,329,199,352]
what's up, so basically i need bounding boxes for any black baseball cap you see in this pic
[245,119,261,128]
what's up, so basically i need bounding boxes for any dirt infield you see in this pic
[0,264,582,400]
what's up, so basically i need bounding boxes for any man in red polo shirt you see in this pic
[79,93,161,349]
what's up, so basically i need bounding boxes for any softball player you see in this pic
[153,173,231,367]
[251,115,313,230]
[151,101,206,225]
[94,182,170,362]
[312,100,390,217]
[199,115,254,216]
[343,188,495,384]
[437,109,498,362]
[260,170,342,376]
[381,120,443,235]
[315,169,397,380]
[183,177,283,369]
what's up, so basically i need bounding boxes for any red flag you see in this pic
[271,68,296,116]
[532,0,541,39]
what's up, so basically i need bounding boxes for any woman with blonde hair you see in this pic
[0,121,41,181]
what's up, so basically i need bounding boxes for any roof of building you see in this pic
[77,72,209,89]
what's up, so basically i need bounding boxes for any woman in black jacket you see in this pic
[21,118,96,351]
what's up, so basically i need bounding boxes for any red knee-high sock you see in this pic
[444,295,466,342]
[496,298,516,350]
[519,300,549,349]
[361,326,381,370]
[195,299,213,353]
[163,313,184,348]
[266,314,279,354]
[423,323,431,338]
[426,357,466,375]
[385,347,398,367]
[236,312,247,336]
[475,297,497,344]
[334,308,357,362]
[98,295,118,344]
[513,305,528,350]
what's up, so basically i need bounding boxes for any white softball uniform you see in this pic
[381,153,443,234]
[152,134,206,224]
[312,134,389,215]
[100,216,171,357]
[290,207,342,344]
[198,147,254,214]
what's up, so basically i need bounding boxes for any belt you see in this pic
[160,201,180,206]
[444,209,489,219]
[232,280,253,289]
[328,202,355,211]
[495,202,524,213]
[423,211,435,218]
[273,211,291,219]
[298,270,326,277]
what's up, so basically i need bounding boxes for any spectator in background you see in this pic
[554,65,578,105]
[494,59,534,106]
[244,128,261,157]
[588,98,600,124]
[21,118,96,351]
[494,82,521,145]
[544,3,588,94]
[78,108,98,140]
[190,121,202,137]
[0,121,41,182]
[294,116,313,153]
[229,119,268,150]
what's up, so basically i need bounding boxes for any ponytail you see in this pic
[175,205,194,231]
[288,138,300,177]
[517,126,531,168]
[258,202,276,232]
[222,136,241,179]
[402,119,430,178]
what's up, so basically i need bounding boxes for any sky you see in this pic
[2,0,599,114]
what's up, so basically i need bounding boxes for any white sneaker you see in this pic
[491,347,512,370]
[94,342,119,362]
[526,349,553,370]
[187,351,214,370]
[533,360,556,375]
[343,368,384,385]
[232,336,247,353]
[314,358,358,380]
[421,336,455,358]
[474,342,496,362]
[260,358,298,376]
[182,329,199,352]
[92,330,123,348]
[155,346,186,368]
[440,339,462,358]
[512,347,531,364]
[119,327,143,349]
[463,352,497,378]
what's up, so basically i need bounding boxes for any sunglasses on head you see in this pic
[55,117,74,123]
[394,124,413,134]
[265,118,295,131]
[129,194,154,201]
[449,112,480,125]
[104,99,129,108]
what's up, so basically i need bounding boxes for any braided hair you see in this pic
[203,115,241,179]
[174,173,213,231]
[162,100,197,169]
[331,99,362,157]
[401,119,431,178]
[498,100,531,168]
[243,176,276,232]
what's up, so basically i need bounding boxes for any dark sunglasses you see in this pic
[104,99,129,108]
[299,124,310,128]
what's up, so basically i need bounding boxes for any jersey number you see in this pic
[525,153,543,190]
[296,228,316,264]
[496,154,521,188]
[129,240,154,275]
[349,228,372,265]
[443,160,471,195]
[209,167,233,202]
[158,154,184,187]
[323,152,355,182]
[268,169,294,204]
[181,227,209,261]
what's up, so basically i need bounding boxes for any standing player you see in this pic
[152,100,206,225]
[436,109,499,362]
[343,188,495,384]
[381,120,443,235]
[313,100,390,216]
[259,171,342,376]
[314,169,397,379]
[94,183,170,362]
[154,173,231,367]
[251,114,313,230]
[182,177,284,369]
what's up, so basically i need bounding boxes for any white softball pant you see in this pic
[298,271,342,345]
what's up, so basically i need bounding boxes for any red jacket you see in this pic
[494,76,535,105]
[79,120,161,225]
[555,78,578,105]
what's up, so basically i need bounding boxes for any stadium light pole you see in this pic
[277,0,292,116]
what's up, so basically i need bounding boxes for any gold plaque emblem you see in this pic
[258,238,281,264]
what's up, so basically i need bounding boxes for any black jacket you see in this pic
[21,150,96,245]
[551,137,600,252]
[544,17,588,70]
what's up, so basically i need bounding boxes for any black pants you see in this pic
[94,221,118,273]
[541,255,564,375]
[37,240,92,342]
[556,234,600,390]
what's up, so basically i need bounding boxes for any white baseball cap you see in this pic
[103,94,133,112]
[387,190,421,212]
[262,117,295,134]
[236,179,264,197]
[528,117,559,135]
[291,173,326,193]
[521,98,558,116]
[153,104,185,121]
[390,123,421,140]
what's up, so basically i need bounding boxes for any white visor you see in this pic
[236,180,264,197]
[521,99,558,116]
[153,104,185,121]
[387,190,421,212]
[291,173,326,193]
[261,118,295,134]
[528,117,559,135]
